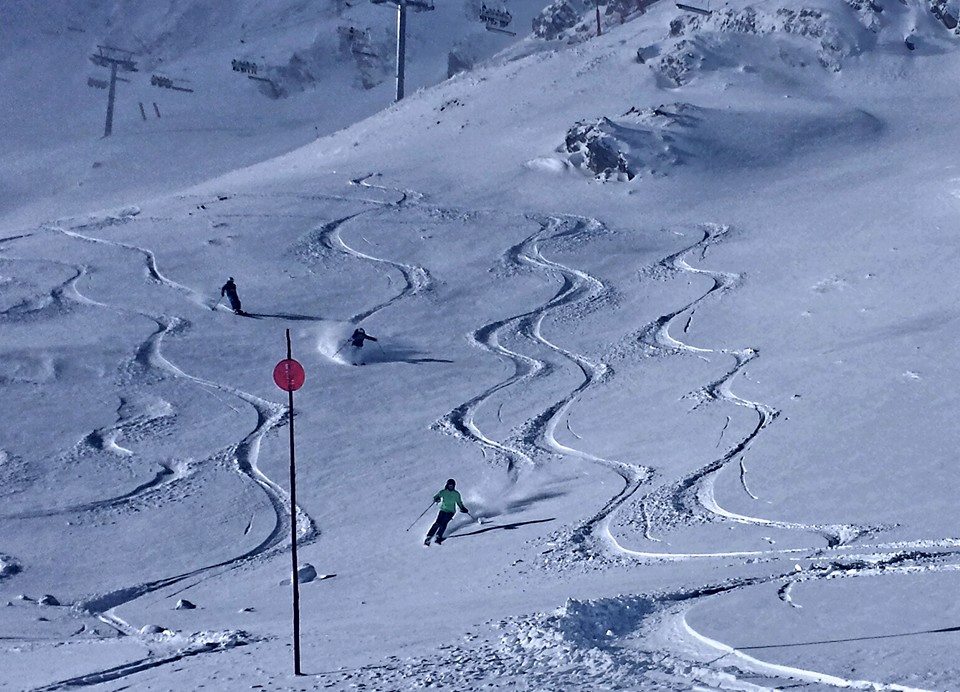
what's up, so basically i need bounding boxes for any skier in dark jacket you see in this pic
[221,277,243,314]
[346,327,377,365]
[350,327,377,348]
[425,478,469,546]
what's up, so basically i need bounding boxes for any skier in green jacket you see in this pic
[425,478,469,546]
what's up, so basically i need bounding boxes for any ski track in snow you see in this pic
[30,630,256,692]
[7,184,960,689]
[0,219,318,686]
[623,224,869,552]
[517,223,960,689]
[418,215,960,689]
[315,212,432,324]
[322,550,960,690]
[298,177,553,473]
[433,214,617,474]
[500,215,653,550]
[325,546,960,690]
[53,220,318,586]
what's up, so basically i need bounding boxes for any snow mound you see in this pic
[556,102,882,181]
[140,624,170,635]
[182,629,253,651]
[280,563,329,585]
[560,105,688,181]
[138,626,253,654]
[493,595,658,678]
[0,554,21,581]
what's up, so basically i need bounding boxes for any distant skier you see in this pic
[220,277,243,315]
[347,327,377,365]
[424,478,469,546]
[350,327,377,349]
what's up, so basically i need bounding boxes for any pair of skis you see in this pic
[211,296,246,316]
[406,502,484,532]
[333,338,385,359]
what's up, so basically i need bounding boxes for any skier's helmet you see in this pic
[445,478,456,489]
[357,327,365,334]
[229,276,234,282]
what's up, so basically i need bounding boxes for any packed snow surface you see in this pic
[4,0,960,689]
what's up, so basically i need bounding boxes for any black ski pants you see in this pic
[427,510,455,540]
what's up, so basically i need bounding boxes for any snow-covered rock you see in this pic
[139,624,169,635]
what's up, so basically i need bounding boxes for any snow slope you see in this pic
[5,0,960,689]
[0,0,546,230]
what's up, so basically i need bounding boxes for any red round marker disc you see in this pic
[274,359,305,392]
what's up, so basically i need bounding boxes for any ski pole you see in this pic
[333,340,350,357]
[406,501,436,532]
[465,510,484,526]
[212,296,222,311]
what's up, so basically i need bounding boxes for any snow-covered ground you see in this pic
[5,0,960,689]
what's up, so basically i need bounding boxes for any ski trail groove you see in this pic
[41,223,318,651]
[315,212,431,324]
[497,215,653,554]
[54,225,212,310]
[433,215,616,473]
[739,458,759,500]
[629,224,866,552]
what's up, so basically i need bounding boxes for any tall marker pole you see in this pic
[287,330,301,677]
[274,330,307,676]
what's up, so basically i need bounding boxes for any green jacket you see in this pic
[434,488,467,514]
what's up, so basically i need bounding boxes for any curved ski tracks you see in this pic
[626,224,868,554]
[433,215,618,475]
[6,184,434,689]
[502,216,653,550]
[428,217,960,689]
[7,190,959,690]
[315,213,431,324]
[0,223,319,670]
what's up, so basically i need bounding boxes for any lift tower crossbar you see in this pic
[89,45,138,137]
